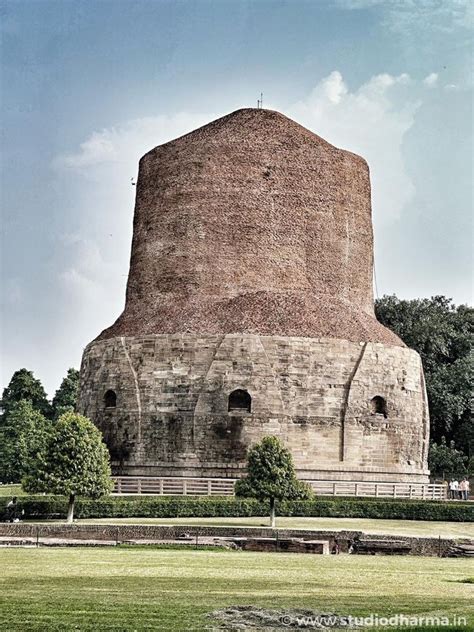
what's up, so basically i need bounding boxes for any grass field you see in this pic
[0,484,24,496]
[76,516,474,538]
[0,548,472,631]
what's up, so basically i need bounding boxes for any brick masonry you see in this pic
[95,108,402,346]
[78,108,430,482]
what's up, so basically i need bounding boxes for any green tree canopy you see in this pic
[0,400,52,483]
[375,296,473,445]
[52,368,80,419]
[428,437,467,481]
[455,419,474,460]
[235,436,313,527]
[1,368,51,418]
[23,412,113,522]
[467,457,474,479]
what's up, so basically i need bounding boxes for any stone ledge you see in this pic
[0,523,470,557]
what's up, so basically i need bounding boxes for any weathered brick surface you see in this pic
[96,108,401,345]
[79,109,429,482]
[79,334,429,482]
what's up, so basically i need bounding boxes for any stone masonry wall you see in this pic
[79,334,430,482]
[0,523,462,557]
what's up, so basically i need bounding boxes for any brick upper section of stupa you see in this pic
[97,108,403,346]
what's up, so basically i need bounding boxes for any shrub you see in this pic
[1,495,472,522]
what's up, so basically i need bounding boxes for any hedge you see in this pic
[1,495,472,522]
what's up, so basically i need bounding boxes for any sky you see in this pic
[1,0,472,397]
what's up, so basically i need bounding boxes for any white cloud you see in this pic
[51,111,217,345]
[312,70,348,104]
[56,133,118,169]
[423,72,439,87]
[289,71,421,225]
[336,0,385,8]
[59,238,110,302]
[337,0,474,34]
[55,113,214,172]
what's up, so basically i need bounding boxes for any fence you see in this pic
[113,477,236,496]
[112,477,447,500]
[307,480,447,500]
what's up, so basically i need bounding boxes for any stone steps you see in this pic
[445,544,474,558]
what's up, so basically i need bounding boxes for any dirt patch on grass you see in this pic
[208,605,357,630]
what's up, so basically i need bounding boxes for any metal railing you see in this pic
[112,477,447,500]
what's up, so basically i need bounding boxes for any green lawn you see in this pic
[0,484,24,497]
[0,548,472,631]
[76,516,474,538]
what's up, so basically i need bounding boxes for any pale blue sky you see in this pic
[1,0,472,395]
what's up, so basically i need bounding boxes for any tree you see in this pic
[455,420,474,460]
[52,368,80,419]
[0,400,51,483]
[428,437,467,481]
[235,436,313,527]
[23,412,113,523]
[426,357,472,442]
[467,457,474,480]
[1,368,51,418]
[375,296,473,445]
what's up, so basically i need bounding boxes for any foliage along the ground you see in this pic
[3,493,472,522]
